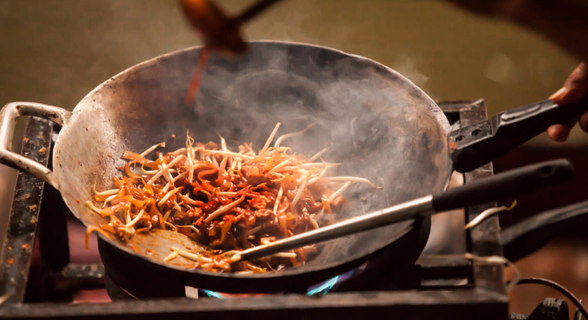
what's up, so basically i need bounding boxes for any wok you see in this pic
[0,41,584,293]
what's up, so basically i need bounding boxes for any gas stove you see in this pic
[0,99,576,320]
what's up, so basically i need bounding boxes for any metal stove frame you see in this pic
[0,100,511,320]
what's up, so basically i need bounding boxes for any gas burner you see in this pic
[103,268,358,301]
[197,267,356,298]
[97,225,425,299]
[104,265,357,300]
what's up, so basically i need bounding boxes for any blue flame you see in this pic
[306,275,340,295]
[202,289,226,298]
[306,268,357,295]
[201,269,357,298]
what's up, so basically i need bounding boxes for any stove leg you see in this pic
[36,129,73,302]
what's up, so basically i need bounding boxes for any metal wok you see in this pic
[0,41,584,294]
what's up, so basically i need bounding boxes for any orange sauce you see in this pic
[184,47,212,106]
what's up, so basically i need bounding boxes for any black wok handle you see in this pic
[502,200,588,262]
[449,97,588,173]
[432,159,574,212]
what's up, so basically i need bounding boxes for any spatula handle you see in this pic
[432,159,575,212]
[236,159,574,261]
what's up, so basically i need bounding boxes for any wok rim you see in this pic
[54,40,453,280]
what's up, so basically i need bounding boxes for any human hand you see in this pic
[547,63,588,142]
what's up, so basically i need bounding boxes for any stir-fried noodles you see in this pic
[86,123,375,273]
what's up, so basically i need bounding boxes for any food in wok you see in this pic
[86,123,376,273]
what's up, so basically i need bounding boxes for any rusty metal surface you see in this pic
[460,100,506,295]
[0,289,509,320]
[60,264,105,280]
[54,264,105,292]
[417,254,472,281]
[0,116,53,303]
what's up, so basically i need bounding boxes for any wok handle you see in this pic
[432,159,575,212]
[0,102,71,189]
[501,200,588,262]
[449,97,588,173]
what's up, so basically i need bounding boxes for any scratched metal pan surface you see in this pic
[0,41,451,292]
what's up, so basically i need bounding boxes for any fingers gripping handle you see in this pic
[0,102,71,189]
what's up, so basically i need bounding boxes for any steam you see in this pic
[187,42,449,220]
[391,54,430,90]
